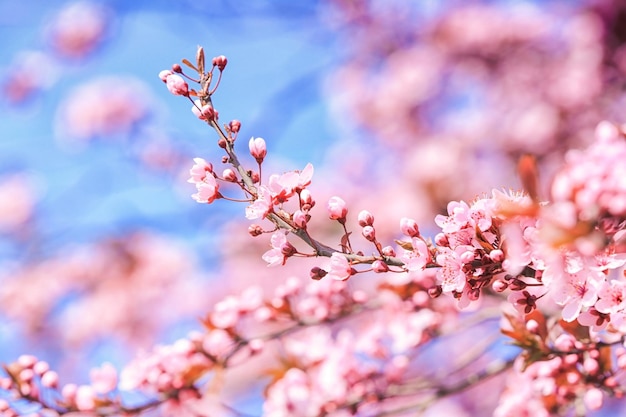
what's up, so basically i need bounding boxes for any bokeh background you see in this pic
[2,0,626,415]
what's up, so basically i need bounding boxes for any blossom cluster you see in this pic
[5,39,626,417]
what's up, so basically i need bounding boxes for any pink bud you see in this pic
[280,241,297,258]
[19,368,34,382]
[212,55,228,71]
[372,260,389,273]
[222,168,237,182]
[362,225,376,241]
[33,361,49,376]
[249,137,267,163]
[554,334,576,351]
[293,210,308,229]
[584,388,604,411]
[492,279,508,292]
[400,217,420,237]
[327,196,348,221]
[525,319,539,333]
[248,224,263,237]
[17,355,37,369]
[489,249,505,262]
[300,189,315,210]
[460,250,475,264]
[158,69,173,82]
[310,266,327,280]
[62,383,78,401]
[165,74,189,96]
[583,357,599,375]
[229,120,241,133]
[248,339,264,355]
[357,210,374,227]
[434,233,449,247]
[41,371,59,388]
[191,100,217,121]
[75,385,96,411]
[382,246,396,257]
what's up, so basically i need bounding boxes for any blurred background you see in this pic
[2,0,626,415]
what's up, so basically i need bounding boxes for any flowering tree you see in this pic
[3,1,626,416]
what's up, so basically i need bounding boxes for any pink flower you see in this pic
[191,174,220,204]
[549,267,603,322]
[246,186,272,220]
[262,231,295,266]
[435,200,471,233]
[249,137,267,163]
[400,238,430,271]
[165,74,189,96]
[435,247,468,293]
[187,158,213,183]
[326,253,353,281]
[267,163,314,204]
[595,280,626,315]
[327,196,348,221]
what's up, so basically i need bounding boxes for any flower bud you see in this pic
[400,217,420,237]
[310,266,327,280]
[229,120,241,133]
[382,246,396,257]
[300,189,315,210]
[293,210,308,229]
[41,371,59,388]
[222,168,237,182]
[212,55,228,71]
[248,224,263,237]
[165,74,189,96]
[158,69,173,82]
[249,137,267,163]
[327,196,348,221]
[372,260,389,273]
[357,210,374,227]
[191,100,216,121]
[172,63,182,73]
[362,225,376,241]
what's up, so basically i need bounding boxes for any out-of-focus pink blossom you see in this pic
[54,76,151,143]
[46,2,111,59]
[0,175,35,234]
[74,385,96,411]
[89,362,117,394]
